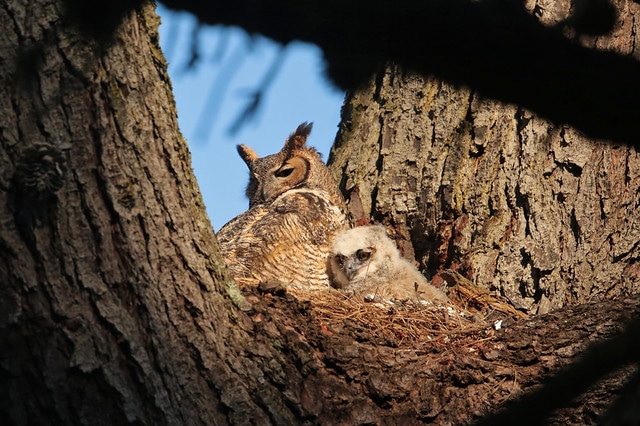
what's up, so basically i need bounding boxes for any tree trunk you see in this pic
[0,1,269,424]
[2,0,639,425]
[328,0,640,315]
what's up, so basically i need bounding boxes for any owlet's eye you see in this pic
[355,249,371,262]
[335,254,346,265]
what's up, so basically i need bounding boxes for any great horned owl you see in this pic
[217,123,348,290]
[327,225,448,303]
[235,122,345,209]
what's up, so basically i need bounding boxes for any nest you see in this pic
[251,269,527,349]
[281,271,525,349]
[300,289,482,347]
[440,270,528,320]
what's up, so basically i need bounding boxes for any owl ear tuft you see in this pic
[282,122,313,155]
[237,144,259,167]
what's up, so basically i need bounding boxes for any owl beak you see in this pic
[343,259,361,280]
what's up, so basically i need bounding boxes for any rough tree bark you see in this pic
[0,1,272,424]
[1,0,640,425]
[328,0,640,315]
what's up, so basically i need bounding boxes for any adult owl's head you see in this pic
[237,122,344,210]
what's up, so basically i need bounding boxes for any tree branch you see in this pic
[159,0,640,144]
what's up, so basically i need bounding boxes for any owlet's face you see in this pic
[332,247,377,283]
[328,225,398,289]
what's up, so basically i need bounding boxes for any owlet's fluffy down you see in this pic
[328,225,448,303]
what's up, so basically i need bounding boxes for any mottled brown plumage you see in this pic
[217,123,348,290]
[235,122,345,210]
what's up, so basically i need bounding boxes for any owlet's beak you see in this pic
[343,258,362,280]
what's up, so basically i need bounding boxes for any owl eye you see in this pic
[275,167,294,178]
[335,254,346,265]
[355,249,372,262]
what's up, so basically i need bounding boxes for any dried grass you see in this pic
[288,291,481,349]
[284,270,527,349]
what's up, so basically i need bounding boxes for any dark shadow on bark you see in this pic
[159,0,640,144]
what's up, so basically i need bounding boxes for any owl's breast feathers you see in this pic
[216,188,347,289]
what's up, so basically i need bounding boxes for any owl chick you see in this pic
[217,123,348,290]
[328,225,448,303]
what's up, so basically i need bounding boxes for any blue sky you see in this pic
[157,5,346,231]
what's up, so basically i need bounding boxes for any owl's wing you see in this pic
[216,205,269,246]
[393,260,449,303]
[218,189,347,289]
